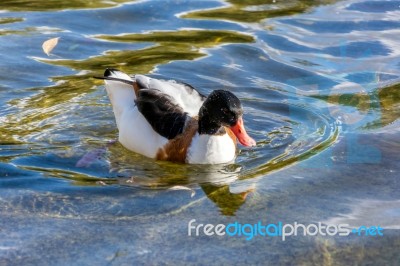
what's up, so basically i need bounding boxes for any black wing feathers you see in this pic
[135,90,189,140]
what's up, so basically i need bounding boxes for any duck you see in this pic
[96,68,256,164]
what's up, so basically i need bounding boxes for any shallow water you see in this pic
[0,0,399,264]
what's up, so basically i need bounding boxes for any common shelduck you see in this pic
[96,69,256,164]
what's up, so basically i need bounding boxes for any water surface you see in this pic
[0,0,399,264]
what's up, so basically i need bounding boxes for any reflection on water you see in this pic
[313,82,400,129]
[325,199,400,229]
[0,0,400,264]
[0,0,136,11]
[182,0,338,22]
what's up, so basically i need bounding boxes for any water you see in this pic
[0,0,399,264]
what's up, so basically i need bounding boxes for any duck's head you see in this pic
[198,90,256,147]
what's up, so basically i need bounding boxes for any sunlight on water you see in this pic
[0,0,399,264]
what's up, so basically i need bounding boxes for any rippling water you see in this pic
[0,0,399,264]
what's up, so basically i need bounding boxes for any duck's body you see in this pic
[99,69,255,164]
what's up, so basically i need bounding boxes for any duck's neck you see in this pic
[106,84,136,130]
[198,114,225,135]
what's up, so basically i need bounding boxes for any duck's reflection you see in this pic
[200,183,253,216]
[193,165,255,215]
[108,154,255,216]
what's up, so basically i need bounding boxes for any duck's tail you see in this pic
[95,68,137,129]
[94,68,136,87]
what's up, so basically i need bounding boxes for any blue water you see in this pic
[0,0,399,264]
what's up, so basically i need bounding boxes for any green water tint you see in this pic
[0,23,369,216]
[0,17,23,24]
[0,0,135,11]
[0,27,61,36]
[375,83,400,128]
[242,125,340,180]
[0,30,253,143]
[48,30,254,73]
[183,0,339,23]
[312,82,400,129]
[95,30,254,44]
[0,0,397,217]
[0,0,399,263]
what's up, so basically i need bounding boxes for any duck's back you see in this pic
[135,74,206,117]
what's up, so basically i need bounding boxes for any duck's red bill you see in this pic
[230,117,256,147]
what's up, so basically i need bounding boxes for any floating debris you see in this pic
[42,37,60,56]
